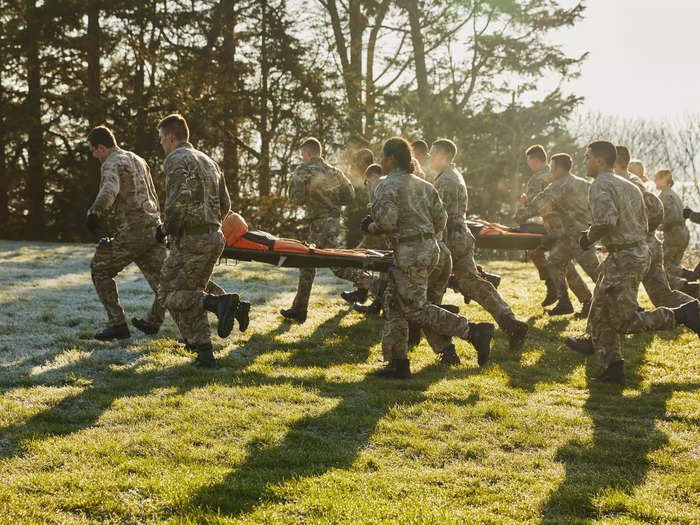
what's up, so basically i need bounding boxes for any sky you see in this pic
[552,0,700,119]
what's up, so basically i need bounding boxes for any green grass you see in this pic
[0,240,698,524]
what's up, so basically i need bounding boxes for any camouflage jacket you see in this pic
[368,168,447,247]
[590,171,647,247]
[288,157,354,221]
[434,163,471,243]
[659,187,686,230]
[162,142,231,236]
[525,165,553,203]
[617,170,646,191]
[516,172,591,240]
[617,169,664,233]
[88,147,161,230]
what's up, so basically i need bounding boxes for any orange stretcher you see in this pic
[220,212,544,270]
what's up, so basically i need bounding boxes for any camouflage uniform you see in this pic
[356,176,389,251]
[288,157,374,312]
[158,142,231,346]
[369,168,471,360]
[659,187,690,285]
[89,147,166,328]
[516,172,599,300]
[434,164,518,329]
[523,166,553,281]
[588,171,676,366]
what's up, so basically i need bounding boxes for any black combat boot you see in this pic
[94,323,130,341]
[408,322,422,347]
[341,288,368,305]
[593,359,625,386]
[447,275,460,291]
[672,299,700,336]
[694,261,700,280]
[235,301,251,332]
[374,360,396,378]
[541,278,558,307]
[353,298,382,315]
[438,304,460,314]
[479,268,502,289]
[500,315,528,351]
[680,281,700,298]
[547,294,574,316]
[467,322,494,367]
[280,308,307,323]
[565,336,594,355]
[439,344,461,366]
[203,293,239,338]
[574,301,591,320]
[132,317,159,335]
[192,343,218,368]
[681,267,697,281]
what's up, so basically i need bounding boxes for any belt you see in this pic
[606,240,643,252]
[183,224,220,236]
[398,233,434,244]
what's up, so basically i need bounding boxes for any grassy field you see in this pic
[0,240,698,524]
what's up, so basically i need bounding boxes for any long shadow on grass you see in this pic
[185,362,480,519]
[540,331,699,522]
[0,310,381,459]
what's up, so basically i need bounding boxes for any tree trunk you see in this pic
[25,0,44,233]
[0,88,8,229]
[86,0,102,201]
[405,0,434,139]
[258,3,271,197]
[221,0,239,197]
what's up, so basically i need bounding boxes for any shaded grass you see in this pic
[0,240,698,524]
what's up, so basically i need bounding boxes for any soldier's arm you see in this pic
[88,158,120,216]
[218,165,232,218]
[162,155,191,236]
[337,170,355,205]
[587,183,616,242]
[515,184,554,222]
[288,167,307,205]
[368,187,398,234]
[430,190,448,235]
[690,209,700,224]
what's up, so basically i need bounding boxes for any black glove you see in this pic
[155,224,166,244]
[683,207,692,220]
[579,230,592,251]
[360,215,374,234]
[86,213,100,234]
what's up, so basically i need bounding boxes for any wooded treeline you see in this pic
[1,0,587,240]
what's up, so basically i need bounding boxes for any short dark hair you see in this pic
[364,163,383,178]
[550,153,572,172]
[353,148,374,170]
[382,137,414,174]
[88,125,116,148]
[615,145,631,169]
[587,140,617,168]
[431,138,457,161]
[157,113,189,141]
[526,144,547,162]
[411,139,429,155]
[301,137,322,156]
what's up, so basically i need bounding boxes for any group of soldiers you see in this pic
[85,116,700,385]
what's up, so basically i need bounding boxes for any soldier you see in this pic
[614,146,646,189]
[655,169,691,287]
[430,139,528,350]
[281,138,375,323]
[628,159,649,184]
[566,140,700,386]
[410,139,433,182]
[364,137,494,378]
[156,113,249,368]
[515,153,599,316]
[344,148,374,250]
[86,126,166,340]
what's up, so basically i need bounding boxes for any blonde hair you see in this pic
[655,168,674,187]
[628,159,647,182]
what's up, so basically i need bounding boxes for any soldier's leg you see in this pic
[575,247,600,282]
[546,242,572,299]
[291,267,316,312]
[565,262,592,304]
[331,266,375,291]
[528,247,549,280]
[626,307,676,333]
[206,281,226,295]
[134,241,168,328]
[423,243,454,353]
[643,257,694,308]
[664,239,687,282]
[90,235,139,327]
[381,278,409,362]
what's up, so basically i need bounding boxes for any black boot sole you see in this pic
[131,318,159,335]
[217,295,239,338]
[236,302,251,332]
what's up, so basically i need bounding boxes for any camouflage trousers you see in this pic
[382,239,469,361]
[448,230,514,329]
[663,226,690,287]
[159,230,225,346]
[589,245,675,367]
[292,216,374,312]
[643,235,694,308]
[530,242,592,304]
[91,225,166,328]
[547,237,600,302]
